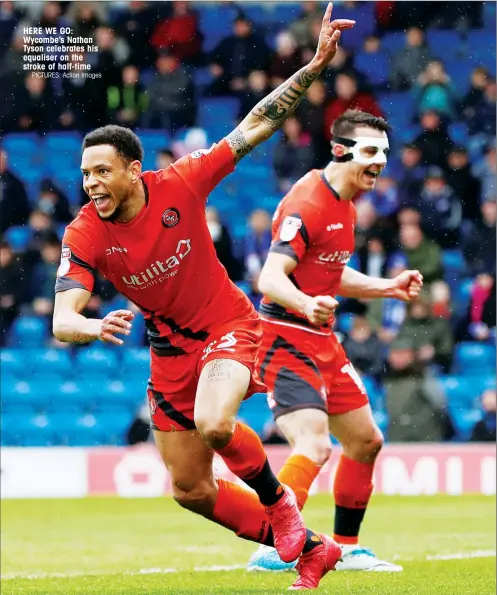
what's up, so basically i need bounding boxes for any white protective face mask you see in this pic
[331,134,390,166]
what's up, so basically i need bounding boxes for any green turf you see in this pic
[2,495,495,595]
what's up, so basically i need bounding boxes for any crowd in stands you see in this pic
[0,1,495,445]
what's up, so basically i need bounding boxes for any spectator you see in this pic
[297,80,329,168]
[473,145,496,203]
[150,1,203,66]
[245,209,272,296]
[414,59,457,119]
[357,233,389,279]
[363,172,401,222]
[471,389,497,443]
[30,233,61,318]
[354,198,378,251]
[320,45,362,95]
[0,239,26,346]
[459,273,496,342]
[343,316,385,379]
[288,1,323,47]
[0,1,23,64]
[465,79,497,139]
[274,117,314,192]
[67,2,105,38]
[205,206,242,282]
[269,31,302,88]
[155,148,175,170]
[0,148,31,233]
[390,143,427,195]
[446,147,482,222]
[397,223,444,285]
[461,67,490,119]
[142,50,195,131]
[414,110,454,170]
[238,70,270,120]
[107,64,148,127]
[208,16,271,95]
[8,74,56,132]
[113,0,158,68]
[324,72,383,141]
[396,293,453,372]
[430,280,452,320]
[397,206,422,228]
[390,27,434,91]
[463,198,496,276]
[384,336,449,442]
[411,166,462,248]
[36,179,72,224]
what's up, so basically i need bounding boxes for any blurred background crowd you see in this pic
[0,1,495,447]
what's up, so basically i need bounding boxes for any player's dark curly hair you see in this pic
[332,110,390,139]
[82,125,144,165]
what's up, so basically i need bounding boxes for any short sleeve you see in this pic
[269,203,314,263]
[171,139,235,204]
[55,224,97,294]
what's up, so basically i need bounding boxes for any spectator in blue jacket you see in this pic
[245,209,272,302]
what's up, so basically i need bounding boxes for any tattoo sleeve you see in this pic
[226,127,253,164]
[251,66,320,131]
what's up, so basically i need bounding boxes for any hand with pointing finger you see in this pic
[312,3,355,69]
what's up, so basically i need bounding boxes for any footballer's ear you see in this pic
[129,159,142,183]
[332,143,346,158]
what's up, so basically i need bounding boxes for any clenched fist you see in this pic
[388,270,424,303]
[303,295,339,326]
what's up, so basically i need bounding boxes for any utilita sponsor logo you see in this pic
[122,239,191,289]
[318,250,351,264]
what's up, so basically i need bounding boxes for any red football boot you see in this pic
[264,485,306,563]
[288,533,342,590]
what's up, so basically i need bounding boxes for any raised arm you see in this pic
[338,266,424,302]
[259,252,338,326]
[53,287,134,345]
[226,3,355,163]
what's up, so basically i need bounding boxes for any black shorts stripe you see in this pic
[259,303,329,331]
[150,388,196,430]
[259,335,320,382]
[144,318,187,356]
[158,315,209,342]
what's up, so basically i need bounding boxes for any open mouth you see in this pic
[91,194,112,210]
[363,170,380,180]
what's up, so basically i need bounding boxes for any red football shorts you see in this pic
[258,319,370,419]
[148,314,267,432]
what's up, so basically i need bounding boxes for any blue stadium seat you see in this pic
[134,130,172,171]
[49,412,105,446]
[378,93,415,124]
[238,393,273,438]
[447,404,482,441]
[93,379,143,413]
[453,278,474,317]
[453,342,496,374]
[47,379,89,413]
[93,411,134,445]
[198,98,241,128]
[466,31,496,74]
[122,348,151,382]
[7,413,56,447]
[448,122,470,146]
[373,409,389,437]
[426,30,464,63]
[44,132,82,177]
[362,376,385,411]
[337,2,375,52]
[380,32,406,56]
[355,52,390,87]
[1,349,25,379]
[2,133,42,181]
[4,226,33,252]
[7,316,48,348]
[483,1,497,30]
[76,347,119,377]
[445,61,475,96]
[438,374,495,408]
[336,312,355,335]
[197,3,240,51]
[30,348,73,378]
[442,250,467,278]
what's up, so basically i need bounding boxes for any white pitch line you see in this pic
[2,552,495,581]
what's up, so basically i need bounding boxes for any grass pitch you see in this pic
[1,495,495,595]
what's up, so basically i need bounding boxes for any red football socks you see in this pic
[277,454,322,510]
[333,455,374,545]
[214,422,284,506]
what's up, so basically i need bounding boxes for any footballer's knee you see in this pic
[344,428,384,463]
[195,415,236,450]
[172,478,218,515]
[294,433,332,466]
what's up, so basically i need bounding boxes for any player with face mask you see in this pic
[248,110,423,573]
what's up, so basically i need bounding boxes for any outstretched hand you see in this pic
[98,309,134,346]
[313,3,355,67]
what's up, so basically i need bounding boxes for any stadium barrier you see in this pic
[2,444,495,499]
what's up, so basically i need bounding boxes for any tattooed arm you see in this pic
[226,3,355,163]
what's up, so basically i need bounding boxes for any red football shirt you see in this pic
[260,169,356,332]
[55,140,254,354]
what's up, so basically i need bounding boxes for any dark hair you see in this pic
[332,110,390,138]
[82,125,144,165]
